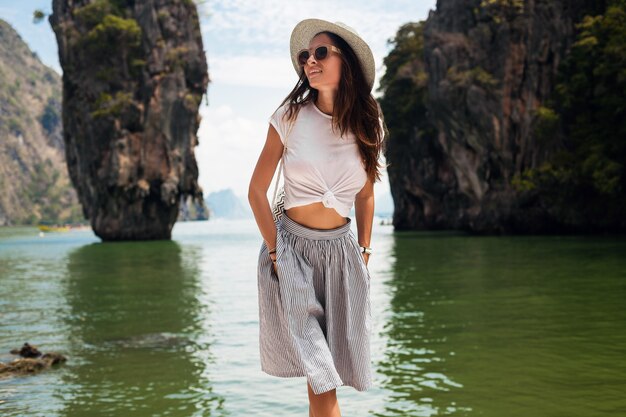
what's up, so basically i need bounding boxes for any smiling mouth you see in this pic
[308,70,322,77]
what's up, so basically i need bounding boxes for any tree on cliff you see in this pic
[378,22,439,230]
[520,0,626,231]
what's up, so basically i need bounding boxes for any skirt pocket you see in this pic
[348,234,371,282]
[259,241,279,282]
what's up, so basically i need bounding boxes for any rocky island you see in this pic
[380,0,625,234]
[50,0,209,240]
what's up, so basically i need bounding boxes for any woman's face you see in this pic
[303,33,342,92]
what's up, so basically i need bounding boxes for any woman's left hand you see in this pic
[362,253,369,266]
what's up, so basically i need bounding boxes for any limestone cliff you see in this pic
[381,0,615,233]
[50,0,209,240]
[0,19,83,226]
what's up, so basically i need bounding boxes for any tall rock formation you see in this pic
[382,0,610,233]
[0,19,82,226]
[50,0,209,240]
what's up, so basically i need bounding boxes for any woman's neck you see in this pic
[315,90,336,116]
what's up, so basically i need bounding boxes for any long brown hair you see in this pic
[278,31,386,182]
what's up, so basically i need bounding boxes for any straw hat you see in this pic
[290,18,375,92]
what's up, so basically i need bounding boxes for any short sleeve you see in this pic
[268,104,289,145]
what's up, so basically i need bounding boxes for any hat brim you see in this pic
[290,18,375,92]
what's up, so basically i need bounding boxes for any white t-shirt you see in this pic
[269,101,368,217]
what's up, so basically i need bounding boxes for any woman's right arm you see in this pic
[248,123,284,252]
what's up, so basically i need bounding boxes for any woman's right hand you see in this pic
[270,253,278,274]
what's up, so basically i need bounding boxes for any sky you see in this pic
[0,0,436,203]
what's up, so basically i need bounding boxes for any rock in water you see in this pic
[1,344,67,378]
[10,342,42,358]
[382,0,605,233]
[49,0,209,240]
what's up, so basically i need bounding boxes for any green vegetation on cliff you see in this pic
[378,22,442,230]
[0,19,83,225]
[70,0,143,115]
[378,22,435,163]
[380,0,625,233]
[518,0,626,229]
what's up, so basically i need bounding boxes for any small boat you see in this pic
[37,223,70,232]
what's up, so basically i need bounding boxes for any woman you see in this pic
[248,18,385,417]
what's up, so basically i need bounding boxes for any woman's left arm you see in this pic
[355,177,375,266]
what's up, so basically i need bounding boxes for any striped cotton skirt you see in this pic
[256,213,372,395]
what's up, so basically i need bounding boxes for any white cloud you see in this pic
[196,104,268,199]
[203,0,430,46]
[201,0,435,93]
[207,53,297,89]
[0,6,18,19]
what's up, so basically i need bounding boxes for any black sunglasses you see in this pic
[297,44,342,67]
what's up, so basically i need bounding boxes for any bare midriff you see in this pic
[285,202,348,230]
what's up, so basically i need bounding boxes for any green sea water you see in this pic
[1,220,625,416]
